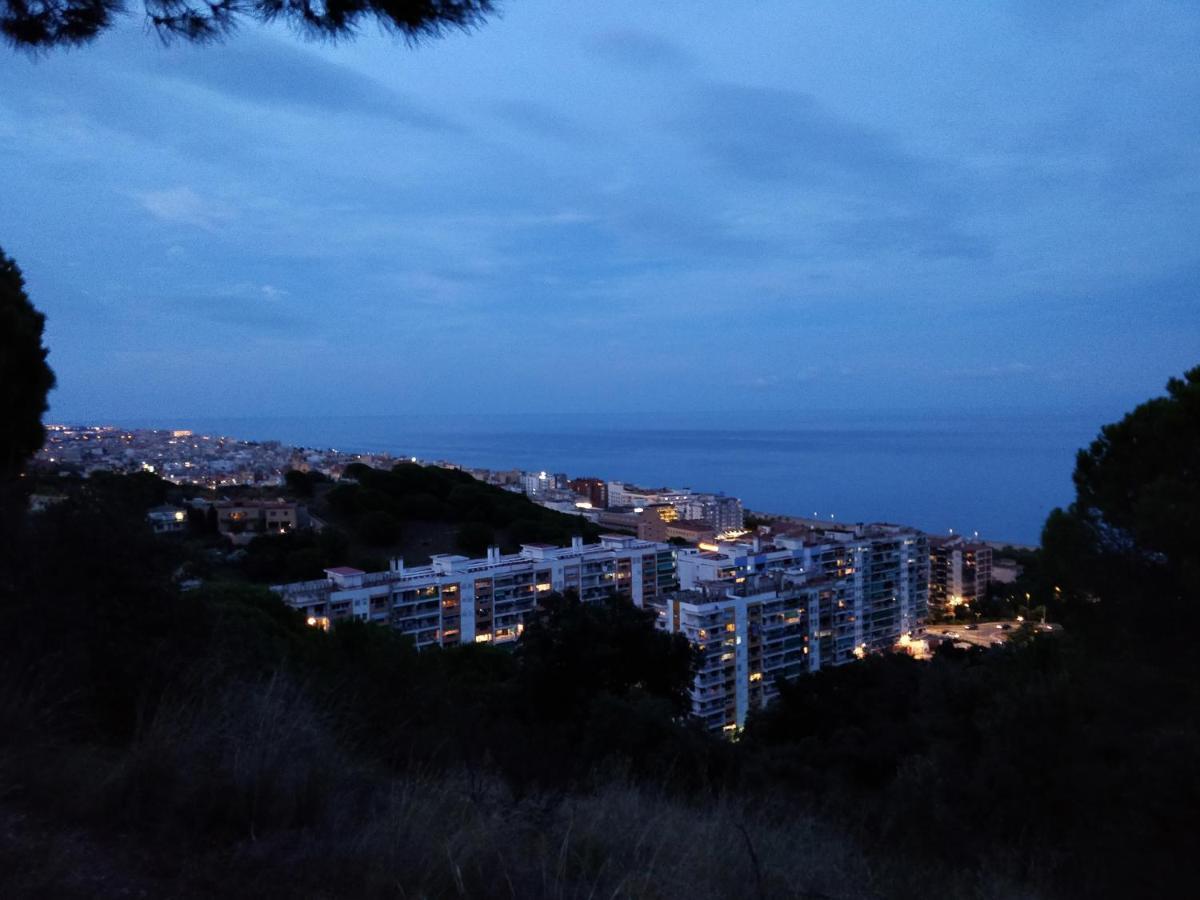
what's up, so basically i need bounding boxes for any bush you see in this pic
[355,510,401,547]
[455,520,494,556]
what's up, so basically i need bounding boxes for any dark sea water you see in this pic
[137,411,1108,546]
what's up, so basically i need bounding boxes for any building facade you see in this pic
[215,500,303,543]
[147,505,187,534]
[568,477,608,508]
[929,536,992,617]
[660,526,930,731]
[606,482,694,510]
[273,535,677,649]
[680,494,745,534]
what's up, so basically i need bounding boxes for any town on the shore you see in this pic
[33,424,1040,734]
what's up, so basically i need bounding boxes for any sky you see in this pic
[1,0,1198,421]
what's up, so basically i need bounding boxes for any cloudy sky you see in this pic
[2,1,1198,420]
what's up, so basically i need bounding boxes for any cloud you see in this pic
[671,82,991,261]
[678,82,923,188]
[174,282,308,333]
[588,29,694,71]
[138,187,236,231]
[143,35,458,131]
[487,99,590,142]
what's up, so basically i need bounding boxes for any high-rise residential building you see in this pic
[568,477,608,508]
[520,471,553,496]
[929,536,993,617]
[658,526,930,731]
[680,493,744,534]
[272,535,677,648]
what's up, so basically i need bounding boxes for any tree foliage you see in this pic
[317,461,602,556]
[0,0,495,50]
[1043,364,1200,600]
[0,246,56,484]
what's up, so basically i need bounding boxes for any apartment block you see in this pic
[272,535,677,649]
[929,536,992,617]
[660,525,930,731]
[606,482,693,509]
[680,494,745,534]
[568,477,608,508]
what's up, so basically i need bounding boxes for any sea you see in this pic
[122,410,1112,547]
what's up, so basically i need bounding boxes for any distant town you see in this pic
[33,423,1036,734]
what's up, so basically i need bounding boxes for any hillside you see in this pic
[236,462,604,582]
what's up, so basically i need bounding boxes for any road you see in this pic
[929,620,1060,649]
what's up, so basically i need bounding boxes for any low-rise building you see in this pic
[147,505,188,534]
[664,520,716,544]
[607,482,693,510]
[272,535,677,649]
[215,500,302,538]
[604,483,743,536]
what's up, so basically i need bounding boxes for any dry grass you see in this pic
[1,674,1045,899]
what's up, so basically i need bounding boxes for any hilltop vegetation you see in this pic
[233,461,604,584]
[318,461,602,557]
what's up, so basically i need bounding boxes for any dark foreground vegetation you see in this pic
[1,368,1198,898]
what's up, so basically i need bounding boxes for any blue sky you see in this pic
[2,0,1198,420]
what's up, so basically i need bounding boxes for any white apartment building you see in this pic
[605,483,744,535]
[521,471,552,496]
[679,494,745,534]
[606,482,694,510]
[273,535,677,648]
[660,526,930,731]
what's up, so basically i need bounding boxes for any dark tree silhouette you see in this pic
[1042,364,1200,599]
[0,0,495,50]
[1073,366,1200,567]
[0,246,56,483]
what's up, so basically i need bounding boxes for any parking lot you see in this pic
[931,620,1060,649]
